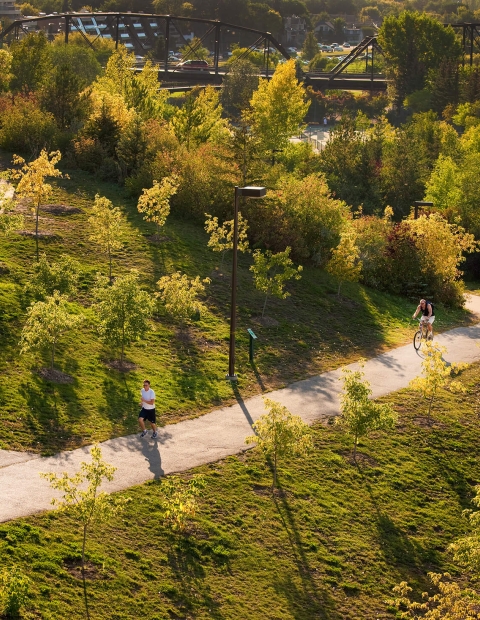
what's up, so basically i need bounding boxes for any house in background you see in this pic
[284,15,307,47]
[0,0,21,20]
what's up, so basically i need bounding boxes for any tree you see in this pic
[9,32,50,95]
[246,398,313,490]
[247,59,310,155]
[204,212,249,267]
[41,445,128,620]
[221,59,259,118]
[378,11,462,108]
[20,291,82,370]
[24,253,80,300]
[116,115,149,178]
[88,195,125,280]
[302,30,319,61]
[179,36,209,61]
[40,61,89,130]
[409,341,466,424]
[93,270,155,364]
[250,247,303,317]
[326,230,362,295]
[161,475,206,532]
[337,365,397,461]
[156,272,210,325]
[137,176,179,238]
[172,86,228,150]
[0,49,12,93]
[450,485,480,575]
[0,179,23,236]
[10,150,62,261]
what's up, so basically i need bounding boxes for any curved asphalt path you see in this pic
[1,296,480,523]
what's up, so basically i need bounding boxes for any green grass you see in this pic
[0,155,475,454]
[2,364,480,619]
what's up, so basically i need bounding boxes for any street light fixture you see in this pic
[226,185,266,381]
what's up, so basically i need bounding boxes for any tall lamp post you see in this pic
[226,185,266,381]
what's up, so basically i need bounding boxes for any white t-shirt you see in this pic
[141,388,155,410]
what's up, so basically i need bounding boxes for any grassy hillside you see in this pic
[0,156,474,454]
[1,363,480,619]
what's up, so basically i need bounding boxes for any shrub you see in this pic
[0,565,31,617]
[0,99,57,156]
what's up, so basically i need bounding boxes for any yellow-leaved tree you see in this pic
[41,445,128,620]
[88,194,125,280]
[247,59,310,156]
[204,212,249,268]
[246,398,313,490]
[326,229,362,296]
[156,271,210,328]
[409,341,467,424]
[10,150,62,261]
[137,176,179,239]
[161,475,206,532]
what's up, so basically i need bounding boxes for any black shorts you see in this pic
[139,408,156,424]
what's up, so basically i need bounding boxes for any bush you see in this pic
[0,565,31,617]
[0,98,57,156]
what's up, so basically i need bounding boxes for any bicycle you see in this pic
[413,318,433,351]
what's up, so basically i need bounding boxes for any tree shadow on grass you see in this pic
[165,534,225,620]
[98,376,137,431]
[272,486,340,620]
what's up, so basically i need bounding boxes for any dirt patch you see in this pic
[412,416,447,429]
[0,262,9,275]
[64,558,105,581]
[253,315,279,327]
[41,204,82,216]
[37,368,74,384]
[252,484,290,498]
[338,450,379,467]
[18,230,61,240]
[104,359,138,372]
[145,233,171,244]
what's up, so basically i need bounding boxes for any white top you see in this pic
[141,388,155,410]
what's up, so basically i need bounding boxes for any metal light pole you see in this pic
[226,186,266,381]
[413,200,433,219]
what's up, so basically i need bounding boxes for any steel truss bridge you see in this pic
[0,15,479,92]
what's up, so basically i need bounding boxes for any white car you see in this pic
[333,46,343,52]
[343,42,351,48]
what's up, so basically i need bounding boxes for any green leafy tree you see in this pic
[172,86,228,149]
[179,36,209,61]
[41,445,128,620]
[0,48,12,93]
[40,61,89,130]
[24,253,81,300]
[247,59,310,155]
[49,41,101,87]
[161,475,206,532]
[10,32,50,95]
[116,115,149,177]
[10,150,62,261]
[0,566,31,618]
[94,270,155,364]
[20,291,82,370]
[221,59,259,118]
[204,212,249,267]
[88,195,125,280]
[156,272,210,325]
[378,11,461,108]
[409,341,467,424]
[246,398,313,490]
[137,176,179,238]
[326,230,362,296]
[337,365,397,461]
[302,30,319,61]
[250,246,303,317]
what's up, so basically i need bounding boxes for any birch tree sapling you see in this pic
[337,365,396,461]
[246,398,313,490]
[326,230,362,296]
[250,246,302,317]
[20,291,82,370]
[41,445,128,620]
[94,270,154,365]
[88,194,125,280]
[10,149,62,261]
[409,341,466,424]
[24,253,80,300]
[204,212,249,268]
[156,271,210,327]
[137,176,179,239]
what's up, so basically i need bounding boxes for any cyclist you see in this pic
[412,299,435,340]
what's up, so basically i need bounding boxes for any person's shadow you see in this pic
[140,438,164,480]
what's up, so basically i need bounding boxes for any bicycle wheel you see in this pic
[413,330,422,350]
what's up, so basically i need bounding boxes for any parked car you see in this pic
[332,46,344,52]
[342,42,351,48]
[319,44,331,51]
[176,59,211,71]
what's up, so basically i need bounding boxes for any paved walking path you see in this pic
[1,297,480,523]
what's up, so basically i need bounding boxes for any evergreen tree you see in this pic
[302,30,319,61]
